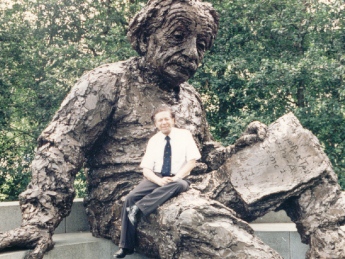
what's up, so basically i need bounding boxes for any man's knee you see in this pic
[174,179,189,193]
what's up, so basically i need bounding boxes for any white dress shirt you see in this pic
[140,127,201,175]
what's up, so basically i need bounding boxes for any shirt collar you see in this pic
[158,127,177,140]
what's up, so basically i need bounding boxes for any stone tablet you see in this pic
[226,112,332,205]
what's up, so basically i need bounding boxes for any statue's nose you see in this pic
[182,37,198,64]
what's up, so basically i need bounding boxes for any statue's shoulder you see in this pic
[180,82,201,96]
[180,82,203,105]
[85,58,137,79]
[70,58,139,95]
[62,59,138,108]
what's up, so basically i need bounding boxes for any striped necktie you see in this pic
[161,136,171,176]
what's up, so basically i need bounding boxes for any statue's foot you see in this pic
[0,225,54,259]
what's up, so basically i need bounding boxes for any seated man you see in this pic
[115,105,201,258]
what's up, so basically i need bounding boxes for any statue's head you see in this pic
[128,0,219,86]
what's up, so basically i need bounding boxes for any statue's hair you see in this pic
[127,0,219,56]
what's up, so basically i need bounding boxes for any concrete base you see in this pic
[0,200,309,259]
[0,229,308,259]
[0,199,89,234]
[251,211,309,259]
[0,232,148,259]
[251,223,309,259]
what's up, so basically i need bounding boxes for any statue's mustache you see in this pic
[167,57,198,73]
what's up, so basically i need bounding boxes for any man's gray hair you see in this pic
[151,105,176,123]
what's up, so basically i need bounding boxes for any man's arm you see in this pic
[172,159,196,180]
[143,168,162,185]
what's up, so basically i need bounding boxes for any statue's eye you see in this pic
[197,40,206,52]
[173,31,185,41]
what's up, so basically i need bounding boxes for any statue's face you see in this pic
[144,3,215,86]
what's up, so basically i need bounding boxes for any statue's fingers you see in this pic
[256,124,267,141]
[0,231,17,249]
[244,121,260,134]
[246,121,267,140]
[0,228,34,249]
[235,134,257,147]
[24,234,54,259]
[24,245,50,259]
[0,225,52,257]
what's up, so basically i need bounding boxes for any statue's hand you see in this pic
[0,225,54,259]
[202,141,234,170]
[235,121,267,148]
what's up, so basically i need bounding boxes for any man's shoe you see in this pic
[113,248,134,258]
[127,205,140,225]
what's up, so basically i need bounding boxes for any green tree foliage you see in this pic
[1,0,344,200]
[192,0,345,188]
[0,0,145,200]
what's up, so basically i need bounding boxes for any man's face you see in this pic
[144,3,215,86]
[154,111,175,135]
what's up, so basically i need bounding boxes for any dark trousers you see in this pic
[119,175,189,249]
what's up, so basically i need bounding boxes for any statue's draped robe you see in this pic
[23,57,212,239]
[7,58,345,259]
[79,58,213,239]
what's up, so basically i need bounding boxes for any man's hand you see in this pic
[157,176,183,186]
[143,168,178,186]
[143,160,195,187]
[157,177,175,186]
[235,121,267,148]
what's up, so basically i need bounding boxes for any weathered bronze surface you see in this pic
[1,1,344,258]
